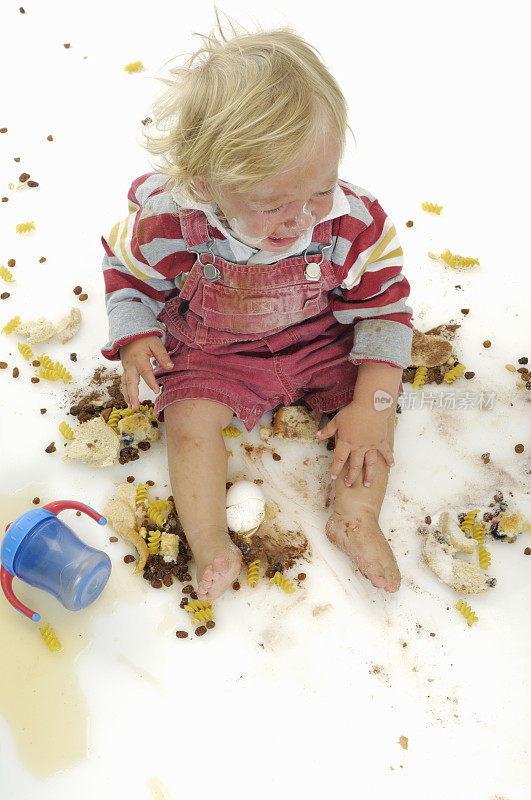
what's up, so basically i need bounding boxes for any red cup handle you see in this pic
[1,566,40,621]
[42,501,106,525]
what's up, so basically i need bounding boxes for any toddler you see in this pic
[100,17,414,602]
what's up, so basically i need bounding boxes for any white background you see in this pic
[0,1,530,798]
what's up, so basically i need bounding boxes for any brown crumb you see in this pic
[79,293,88,301]
[406,220,413,227]
[7,259,15,267]
[12,367,19,378]
[32,359,40,367]
[232,580,240,590]
[425,515,431,524]
[402,642,407,647]
[430,632,436,637]
[146,480,155,486]
[151,579,163,589]
[515,444,524,453]
[76,511,81,516]
[63,43,71,48]
[123,555,135,564]
[175,631,188,638]
[126,476,135,482]
[73,285,82,295]
[523,548,531,555]
[206,620,215,629]
[18,174,30,182]
[464,371,475,379]
[14,158,20,163]
[40,408,46,414]
[483,340,491,348]
[1,293,10,300]
[32,497,40,504]
[70,353,77,361]
[481,453,490,464]
[39,256,46,263]
[27,181,39,188]
[2,198,8,202]
[109,536,118,542]
[398,736,408,750]
[297,573,306,580]
[0,128,7,133]
[460,309,469,315]
[30,377,40,383]
[254,479,263,485]
[137,441,151,451]
[0,362,7,369]
[272,452,281,461]
[44,443,56,453]
[19,8,25,14]
[47,135,53,141]
[195,626,207,636]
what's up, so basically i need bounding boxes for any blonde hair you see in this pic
[141,7,356,204]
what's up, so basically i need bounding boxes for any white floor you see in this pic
[0,2,530,799]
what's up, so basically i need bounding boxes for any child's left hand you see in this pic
[316,401,395,487]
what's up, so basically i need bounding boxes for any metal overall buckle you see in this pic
[303,241,333,281]
[186,239,220,281]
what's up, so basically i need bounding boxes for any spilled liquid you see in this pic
[0,485,148,778]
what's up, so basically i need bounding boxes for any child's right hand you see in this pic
[119,335,174,411]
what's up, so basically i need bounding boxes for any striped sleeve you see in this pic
[330,182,414,370]
[100,172,193,361]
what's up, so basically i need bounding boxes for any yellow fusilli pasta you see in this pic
[443,364,466,384]
[36,353,54,370]
[270,571,296,594]
[1,315,21,334]
[0,265,15,282]
[226,449,233,458]
[412,367,428,389]
[39,622,62,652]
[17,342,33,361]
[118,407,135,419]
[222,426,242,438]
[59,421,74,440]
[52,362,72,383]
[191,607,215,624]
[470,522,486,544]
[440,249,479,269]
[421,202,443,214]
[147,530,161,554]
[16,221,36,234]
[456,599,478,626]
[460,509,480,533]
[185,600,213,614]
[135,483,148,507]
[107,408,122,429]
[247,560,260,587]
[124,60,143,73]
[478,543,491,570]
[147,504,165,528]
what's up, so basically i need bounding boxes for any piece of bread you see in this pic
[54,307,82,344]
[16,316,55,344]
[423,511,496,594]
[61,417,120,468]
[104,481,149,571]
[410,327,453,368]
[272,405,318,442]
[117,412,161,447]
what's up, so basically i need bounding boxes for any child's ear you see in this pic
[192,175,214,202]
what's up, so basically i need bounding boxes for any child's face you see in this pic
[194,124,341,251]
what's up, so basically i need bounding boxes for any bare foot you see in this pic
[192,531,242,601]
[325,507,401,593]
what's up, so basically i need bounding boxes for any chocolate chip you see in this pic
[515,444,524,453]
[32,497,40,504]
[73,286,82,295]
[406,220,414,227]
[195,626,207,636]
[483,340,491,348]
[124,555,135,564]
[272,452,281,461]
[232,580,240,590]
[175,630,188,638]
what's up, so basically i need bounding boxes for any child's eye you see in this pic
[260,187,335,214]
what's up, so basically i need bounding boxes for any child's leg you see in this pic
[325,409,401,593]
[164,398,242,601]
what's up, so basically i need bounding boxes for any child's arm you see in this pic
[100,172,193,361]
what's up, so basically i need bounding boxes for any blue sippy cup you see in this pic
[1,500,110,622]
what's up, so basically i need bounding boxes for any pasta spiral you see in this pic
[147,530,161,554]
[16,221,36,234]
[443,363,466,384]
[470,522,486,544]
[36,352,54,370]
[185,600,213,615]
[1,315,21,334]
[421,202,443,214]
[107,407,122,429]
[149,498,171,512]
[17,342,33,361]
[0,265,15,282]
[222,426,242,438]
[412,366,428,389]
[440,249,479,269]
[478,543,491,570]
[270,571,296,593]
[52,361,72,383]
[40,623,62,652]
[118,407,135,418]
[456,599,478,626]
[59,421,74,439]
[124,60,143,73]
[139,404,156,420]
[247,560,260,587]
[460,510,480,533]
[135,483,148,507]
[147,504,165,528]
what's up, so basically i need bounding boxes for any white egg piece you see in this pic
[226,480,266,535]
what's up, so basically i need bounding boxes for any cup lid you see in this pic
[1,509,55,575]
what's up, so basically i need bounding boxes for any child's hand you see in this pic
[119,336,174,411]
[316,401,395,487]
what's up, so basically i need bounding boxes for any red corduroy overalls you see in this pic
[153,209,362,431]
